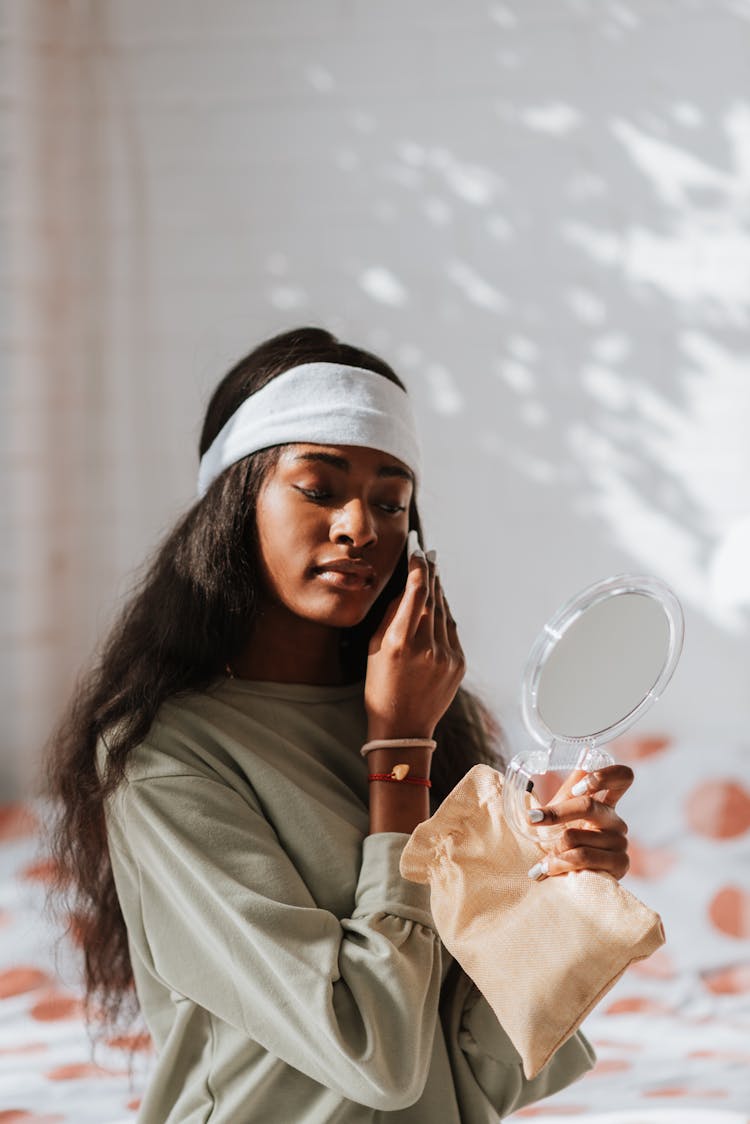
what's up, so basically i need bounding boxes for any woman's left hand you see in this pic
[527,764,634,882]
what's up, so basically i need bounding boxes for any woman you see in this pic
[46,325,632,1122]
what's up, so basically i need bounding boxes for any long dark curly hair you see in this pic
[43,325,505,1040]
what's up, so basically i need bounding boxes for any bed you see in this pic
[1,731,748,1121]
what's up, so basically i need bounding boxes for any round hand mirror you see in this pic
[503,574,685,842]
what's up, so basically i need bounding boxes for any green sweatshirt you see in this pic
[100,676,595,1123]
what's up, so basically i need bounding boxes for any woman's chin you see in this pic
[305,592,378,629]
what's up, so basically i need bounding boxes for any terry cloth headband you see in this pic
[197,361,422,497]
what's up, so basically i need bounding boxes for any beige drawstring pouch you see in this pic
[400,764,665,1079]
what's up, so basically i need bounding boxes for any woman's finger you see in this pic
[553,764,635,805]
[569,764,635,808]
[548,764,635,808]
[376,549,430,644]
[433,574,450,649]
[443,591,464,661]
[527,794,628,835]
[414,554,437,649]
[551,827,629,855]
[530,842,630,882]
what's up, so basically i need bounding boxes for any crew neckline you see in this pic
[214,676,366,703]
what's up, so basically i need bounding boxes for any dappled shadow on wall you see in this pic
[259,0,750,638]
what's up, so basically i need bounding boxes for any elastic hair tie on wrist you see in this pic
[360,737,437,758]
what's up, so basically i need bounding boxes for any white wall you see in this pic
[3,0,749,797]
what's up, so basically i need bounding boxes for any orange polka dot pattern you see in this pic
[510,730,750,1118]
[0,802,153,1122]
[1,728,749,1121]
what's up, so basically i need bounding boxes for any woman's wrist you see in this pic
[364,744,434,778]
[365,742,434,835]
[368,780,431,834]
[366,724,435,742]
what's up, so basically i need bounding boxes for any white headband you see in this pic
[197,361,422,497]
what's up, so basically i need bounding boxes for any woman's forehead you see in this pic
[279,443,414,482]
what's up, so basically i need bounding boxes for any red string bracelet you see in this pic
[368,772,432,788]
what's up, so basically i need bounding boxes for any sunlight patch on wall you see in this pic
[568,421,712,618]
[306,65,335,92]
[423,362,463,415]
[590,333,631,363]
[644,332,750,533]
[563,105,750,318]
[486,213,514,240]
[566,287,608,325]
[507,334,539,362]
[581,364,630,410]
[709,516,750,617]
[569,332,750,631]
[552,98,750,633]
[479,427,557,483]
[566,173,608,201]
[494,356,535,394]
[395,343,423,370]
[612,118,732,207]
[671,102,704,128]
[488,5,518,29]
[626,224,750,315]
[519,400,548,428]
[437,150,497,206]
[423,197,453,226]
[349,110,377,133]
[268,286,308,310]
[393,142,500,207]
[583,108,750,320]
[358,266,408,306]
[519,103,583,135]
[446,261,507,312]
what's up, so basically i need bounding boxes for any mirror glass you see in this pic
[520,574,684,750]
[506,574,684,843]
[536,592,670,739]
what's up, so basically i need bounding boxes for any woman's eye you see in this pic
[298,488,331,501]
[295,487,405,514]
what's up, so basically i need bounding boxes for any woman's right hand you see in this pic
[364,537,466,741]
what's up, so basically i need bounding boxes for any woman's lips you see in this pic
[314,566,375,590]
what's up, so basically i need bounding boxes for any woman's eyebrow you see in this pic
[291,451,414,484]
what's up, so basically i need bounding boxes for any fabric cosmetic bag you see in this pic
[400,763,665,1079]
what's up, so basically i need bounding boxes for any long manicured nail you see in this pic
[407,530,425,560]
[527,808,545,824]
[527,858,549,880]
[571,777,592,796]
[425,548,437,564]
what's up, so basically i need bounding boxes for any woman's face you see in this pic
[254,443,413,630]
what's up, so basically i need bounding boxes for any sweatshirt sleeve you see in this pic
[443,962,596,1118]
[107,769,442,1112]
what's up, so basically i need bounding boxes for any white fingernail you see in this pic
[571,778,591,796]
[425,549,437,564]
[527,858,549,880]
[407,530,425,560]
[527,808,545,824]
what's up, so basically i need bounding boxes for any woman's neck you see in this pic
[229,604,346,686]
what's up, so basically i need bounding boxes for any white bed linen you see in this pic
[1,729,748,1120]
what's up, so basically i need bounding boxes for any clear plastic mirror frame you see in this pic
[504,574,684,844]
[521,574,684,752]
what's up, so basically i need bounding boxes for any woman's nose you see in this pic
[331,500,377,549]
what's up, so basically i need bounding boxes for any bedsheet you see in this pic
[1,732,748,1121]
